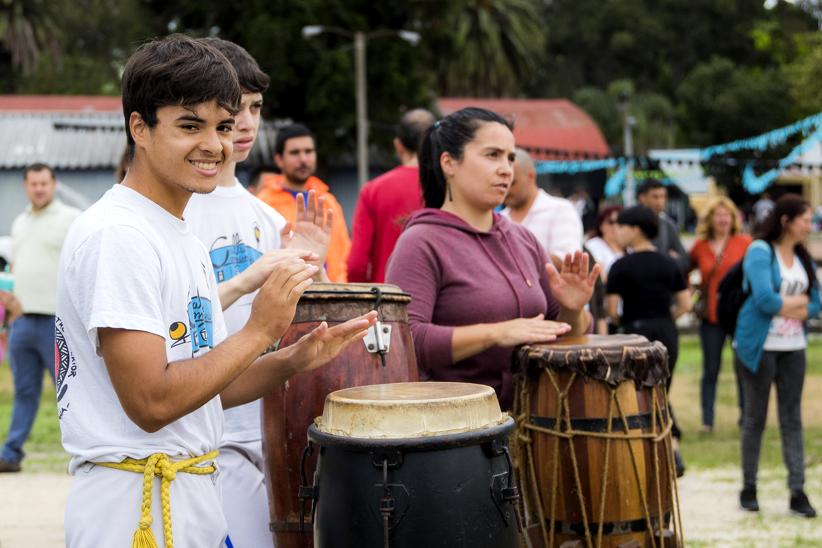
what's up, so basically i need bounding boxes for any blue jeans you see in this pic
[1,314,56,464]
[699,321,744,428]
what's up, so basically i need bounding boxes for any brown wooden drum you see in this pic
[513,334,682,548]
[261,283,419,548]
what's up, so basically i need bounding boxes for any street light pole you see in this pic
[619,92,636,206]
[354,31,368,189]
[302,26,420,191]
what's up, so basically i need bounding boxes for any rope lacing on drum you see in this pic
[511,346,685,548]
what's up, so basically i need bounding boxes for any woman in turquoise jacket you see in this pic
[734,193,819,518]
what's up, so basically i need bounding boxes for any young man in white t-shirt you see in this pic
[185,38,333,547]
[55,35,375,548]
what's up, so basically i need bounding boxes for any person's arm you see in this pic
[606,294,621,325]
[745,242,784,315]
[325,198,351,282]
[667,221,691,273]
[808,275,822,319]
[544,251,599,335]
[688,239,702,277]
[220,311,376,408]
[451,315,571,362]
[217,249,318,310]
[347,186,375,282]
[781,295,809,320]
[672,289,691,319]
[281,190,333,282]
[0,291,21,324]
[99,259,319,432]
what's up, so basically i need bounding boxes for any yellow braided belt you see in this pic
[94,450,219,548]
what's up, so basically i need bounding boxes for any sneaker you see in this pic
[790,491,817,518]
[699,424,714,435]
[740,485,759,512]
[0,458,21,473]
[674,448,686,478]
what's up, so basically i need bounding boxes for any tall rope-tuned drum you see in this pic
[513,335,682,548]
[261,283,419,548]
[303,382,522,548]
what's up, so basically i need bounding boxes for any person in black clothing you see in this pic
[606,205,691,475]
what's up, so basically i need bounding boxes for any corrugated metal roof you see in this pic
[0,112,126,169]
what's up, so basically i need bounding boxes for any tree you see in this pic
[0,0,62,75]
[783,32,822,117]
[676,56,793,146]
[426,0,545,97]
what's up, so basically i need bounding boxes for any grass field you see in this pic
[0,335,821,545]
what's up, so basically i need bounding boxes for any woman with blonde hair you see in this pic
[689,196,751,433]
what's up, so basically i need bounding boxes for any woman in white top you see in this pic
[585,205,624,278]
[735,193,820,517]
[585,205,624,334]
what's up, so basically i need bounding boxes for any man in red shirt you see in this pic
[347,109,435,282]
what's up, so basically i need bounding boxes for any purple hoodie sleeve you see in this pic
[385,228,455,376]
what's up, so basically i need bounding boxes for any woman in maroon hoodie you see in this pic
[386,107,599,409]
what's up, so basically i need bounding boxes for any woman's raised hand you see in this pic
[545,251,601,311]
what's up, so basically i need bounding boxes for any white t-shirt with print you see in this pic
[763,252,809,352]
[185,180,287,442]
[56,184,228,474]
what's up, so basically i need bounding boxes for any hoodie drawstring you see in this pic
[475,231,528,317]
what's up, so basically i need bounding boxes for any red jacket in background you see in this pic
[347,165,422,283]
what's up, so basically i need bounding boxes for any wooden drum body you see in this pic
[513,335,682,548]
[262,283,419,548]
[305,382,521,548]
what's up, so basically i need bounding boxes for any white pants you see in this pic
[65,462,228,548]
[218,439,275,547]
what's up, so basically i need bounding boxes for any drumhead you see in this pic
[302,282,410,302]
[516,334,669,386]
[315,382,506,439]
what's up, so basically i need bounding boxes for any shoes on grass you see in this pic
[740,485,759,512]
[0,458,21,473]
[698,424,713,435]
[790,490,817,518]
[674,448,686,478]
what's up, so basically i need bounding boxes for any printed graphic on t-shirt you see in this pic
[55,316,76,419]
[209,232,263,282]
[169,291,214,356]
[771,277,806,339]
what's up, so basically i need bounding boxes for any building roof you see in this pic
[0,95,125,170]
[0,95,121,112]
[0,112,126,170]
[437,98,610,160]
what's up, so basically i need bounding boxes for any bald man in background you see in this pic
[501,148,583,258]
[348,108,435,282]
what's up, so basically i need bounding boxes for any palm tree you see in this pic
[434,0,545,97]
[0,0,62,74]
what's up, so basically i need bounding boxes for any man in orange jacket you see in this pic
[257,124,351,281]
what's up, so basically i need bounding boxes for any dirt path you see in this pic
[1,466,820,547]
[0,472,71,548]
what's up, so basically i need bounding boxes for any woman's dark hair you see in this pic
[594,204,623,238]
[121,34,241,154]
[418,107,513,208]
[756,193,816,288]
[617,205,659,240]
[200,37,270,94]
